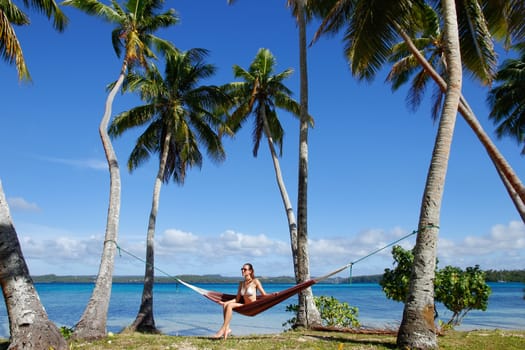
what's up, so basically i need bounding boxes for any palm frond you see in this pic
[251,103,265,157]
[24,0,68,31]
[62,0,119,22]
[407,68,431,112]
[111,46,228,181]
[430,82,444,121]
[348,1,422,80]
[127,120,164,171]
[457,0,497,85]
[488,45,525,152]
[109,104,157,138]
[265,106,285,156]
[0,7,30,81]
[311,0,355,45]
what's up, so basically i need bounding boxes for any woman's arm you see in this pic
[254,278,267,296]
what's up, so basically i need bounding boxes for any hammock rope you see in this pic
[106,224,438,316]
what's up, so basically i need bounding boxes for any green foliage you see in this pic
[59,326,74,339]
[315,296,360,328]
[380,245,492,327]
[435,265,491,326]
[283,295,360,329]
[379,245,415,302]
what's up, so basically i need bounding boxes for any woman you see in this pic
[213,263,267,339]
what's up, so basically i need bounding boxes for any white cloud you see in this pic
[8,197,40,212]
[20,234,103,274]
[14,221,524,277]
[307,228,418,277]
[436,220,525,269]
[160,229,200,248]
[156,229,289,257]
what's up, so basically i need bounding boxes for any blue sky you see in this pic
[1,0,524,279]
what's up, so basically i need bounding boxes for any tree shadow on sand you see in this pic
[308,334,398,349]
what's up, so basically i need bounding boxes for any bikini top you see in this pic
[241,282,256,297]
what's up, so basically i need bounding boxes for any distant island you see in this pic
[31,269,525,284]
[30,274,382,284]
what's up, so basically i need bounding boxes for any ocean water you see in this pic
[0,282,523,337]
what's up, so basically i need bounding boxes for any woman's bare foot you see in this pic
[212,330,224,339]
[224,328,232,340]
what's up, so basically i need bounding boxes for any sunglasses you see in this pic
[241,268,250,271]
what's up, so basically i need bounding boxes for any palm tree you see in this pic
[487,42,525,154]
[396,1,463,347]
[225,48,309,305]
[0,0,67,81]
[310,0,464,347]
[61,0,178,340]
[313,0,525,346]
[313,0,524,199]
[108,48,229,333]
[385,4,525,221]
[287,0,319,328]
[0,181,68,349]
[0,2,67,348]
[227,0,334,327]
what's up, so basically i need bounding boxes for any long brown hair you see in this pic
[243,263,254,279]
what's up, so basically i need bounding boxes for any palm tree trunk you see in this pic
[496,166,525,221]
[127,133,171,334]
[397,1,462,348]
[0,181,68,350]
[295,0,321,328]
[73,63,125,340]
[396,26,525,221]
[260,107,299,264]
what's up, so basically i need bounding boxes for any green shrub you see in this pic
[60,326,74,339]
[380,245,492,328]
[283,295,360,329]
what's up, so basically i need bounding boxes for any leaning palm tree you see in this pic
[314,0,525,217]
[0,181,68,349]
[109,48,229,333]
[0,0,67,81]
[225,48,308,300]
[487,42,525,154]
[314,0,525,346]
[311,0,462,347]
[385,4,525,221]
[62,0,178,340]
[0,1,67,348]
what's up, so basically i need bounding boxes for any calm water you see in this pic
[0,282,523,337]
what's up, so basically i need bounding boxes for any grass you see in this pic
[1,329,524,349]
[34,329,525,350]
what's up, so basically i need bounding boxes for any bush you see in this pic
[283,295,360,329]
[380,245,492,327]
[60,326,74,339]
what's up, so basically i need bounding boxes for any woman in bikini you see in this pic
[213,263,267,339]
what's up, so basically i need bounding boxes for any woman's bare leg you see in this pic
[222,304,234,339]
[214,302,240,338]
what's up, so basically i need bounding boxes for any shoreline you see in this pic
[31,274,382,284]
